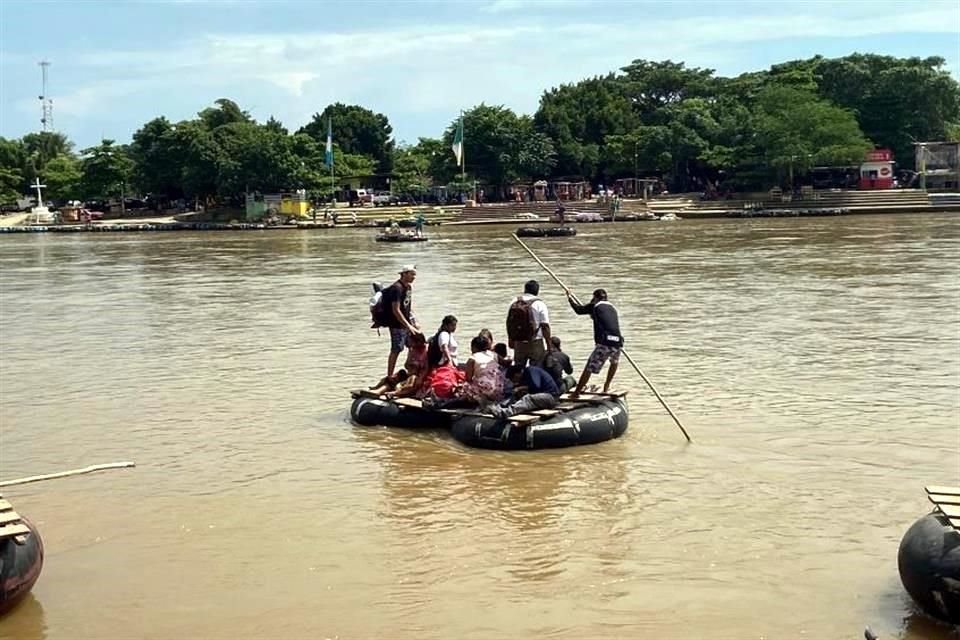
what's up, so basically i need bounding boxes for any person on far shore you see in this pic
[567,288,623,398]
[414,211,427,238]
[382,265,420,378]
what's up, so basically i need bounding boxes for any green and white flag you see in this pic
[451,115,464,167]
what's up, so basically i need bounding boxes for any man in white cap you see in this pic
[381,265,420,378]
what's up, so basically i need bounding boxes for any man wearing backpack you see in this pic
[567,288,623,398]
[379,265,421,378]
[505,279,552,368]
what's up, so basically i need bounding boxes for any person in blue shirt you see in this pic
[507,364,560,398]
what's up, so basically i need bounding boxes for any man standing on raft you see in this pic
[567,288,623,398]
[382,265,420,378]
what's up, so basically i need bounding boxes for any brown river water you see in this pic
[0,214,958,640]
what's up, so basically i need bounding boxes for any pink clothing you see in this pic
[463,350,505,402]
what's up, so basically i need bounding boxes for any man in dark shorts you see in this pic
[567,288,623,398]
[382,265,420,378]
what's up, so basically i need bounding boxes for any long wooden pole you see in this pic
[0,462,136,488]
[511,233,692,442]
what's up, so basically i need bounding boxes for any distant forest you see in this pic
[2,53,958,204]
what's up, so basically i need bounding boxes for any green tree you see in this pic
[535,74,638,178]
[0,137,26,200]
[439,105,556,190]
[393,140,435,198]
[128,117,184,199]
[744,85,871,186]
[298,103,394,172]
[80,139,134,200]
[213,121,304,196]
[169,120,220,201]
[43,155,82,201]
[198,98,253,131]
[265,116,288,135]
[774,54,960,167]
[620,59,718,116]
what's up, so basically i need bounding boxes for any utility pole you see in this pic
[38,60,53,132]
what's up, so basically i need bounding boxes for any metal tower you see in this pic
[38,60,53,132]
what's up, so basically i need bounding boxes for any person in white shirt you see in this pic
[437,315,459,367]
[505,279,552,368]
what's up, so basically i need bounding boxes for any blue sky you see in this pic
[1,0,958,149]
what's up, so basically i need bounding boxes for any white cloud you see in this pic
[480,0,594,13]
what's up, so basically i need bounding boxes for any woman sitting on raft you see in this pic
[370,333,431,398]
[462,335,505,407]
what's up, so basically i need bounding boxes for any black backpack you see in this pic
[506,296,538,342]
[427,332,443,367]
[370,282,394,328]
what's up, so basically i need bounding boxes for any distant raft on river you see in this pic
[515,226,577,238]
[375,231,428,242]
[350,390,628,450]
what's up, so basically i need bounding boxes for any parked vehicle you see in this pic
[348,189,372,207]
[372,192,400,207]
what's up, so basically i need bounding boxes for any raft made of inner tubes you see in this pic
[350,390,629,450]
[374,233,428,242]
[898,486,960,624]
[451,395,627,450]
[0,500,44,616]
[516,226,577,238]
[350,394,451,429]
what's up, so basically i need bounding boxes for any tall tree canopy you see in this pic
[298,103,394,173]
[1,53,956,204]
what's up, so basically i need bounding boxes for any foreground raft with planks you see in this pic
[897,485,960,625]
[350,390,629,450]
[0,495,43,616]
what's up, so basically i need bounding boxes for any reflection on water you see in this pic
[0,214,958,639]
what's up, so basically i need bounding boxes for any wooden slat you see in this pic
[508,414,541,424]
[0,523,31,540]
[937,504,960,519]
[0,511,23,526]
[926,485,960,496]
[556,403,579,411]
[928,493,960,506]
[394,397,423,409]
[531,409,561,417]
[949,517,960,531]
[0,499,12,512]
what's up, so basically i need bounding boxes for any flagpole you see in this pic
[460,111,465,184]
[328,116,335,206]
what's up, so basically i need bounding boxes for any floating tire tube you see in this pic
[0,517,44,616]
[349,396,451,430]
[451,397,628,450]
[544,227,576,237]
[898,511,960,624]
[515,227,544,237]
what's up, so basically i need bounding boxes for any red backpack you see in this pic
[506,296,538,342]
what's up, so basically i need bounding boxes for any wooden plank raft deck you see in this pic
[351,389,626,424]
[0,494,31,540]
[926,485,960,531]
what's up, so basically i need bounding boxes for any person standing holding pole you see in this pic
[509,233,692,442]
[566,289,623,397]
